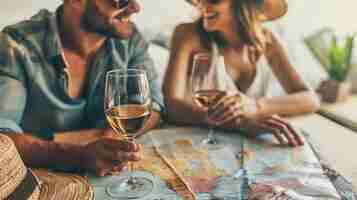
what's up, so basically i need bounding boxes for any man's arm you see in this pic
[0,33,28,134]
[55,129,109,145]
[5,133,82,169]
[3,131,141,176]
[54,109,161,144]
[0,32,80,170]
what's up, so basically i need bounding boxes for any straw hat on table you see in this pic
[0,134,93,200]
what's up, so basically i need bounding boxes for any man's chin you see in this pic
[203,25,216,33]
[115,30,133,40]
[98,27,133,40]
[81,23,134,40]
[109,19,134,40]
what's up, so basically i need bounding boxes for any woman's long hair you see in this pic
[196,0,269,63]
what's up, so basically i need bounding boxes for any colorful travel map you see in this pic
[90,127,341,200]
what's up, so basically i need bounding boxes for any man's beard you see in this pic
[80,2,133,39]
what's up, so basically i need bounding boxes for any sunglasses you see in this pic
[113,0,131,9]
[207,0,222,4]
[195,0,222,6]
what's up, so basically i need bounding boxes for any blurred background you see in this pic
[0,0,355,35]
[1,0,356,95]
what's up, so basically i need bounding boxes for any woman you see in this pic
[163,0,320,147]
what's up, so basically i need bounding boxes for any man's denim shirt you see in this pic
[0,8,164,139]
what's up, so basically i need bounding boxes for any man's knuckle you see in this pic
[229,106,234,112]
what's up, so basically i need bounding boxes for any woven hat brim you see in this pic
[257,0,287,21]
[4,169,41,200]
[185,0,287,21]
[33,170,93,200]
[28,187,41,200]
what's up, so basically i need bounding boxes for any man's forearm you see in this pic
[5,133,82,169]
[55,129,104,145]
[54,111,161,145]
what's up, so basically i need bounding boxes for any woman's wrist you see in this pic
[255,98,266,119]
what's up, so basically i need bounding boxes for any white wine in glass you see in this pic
[194,89,226,109]
[104,68,153,199]
[191,53,227,147]
[106,105,150,139]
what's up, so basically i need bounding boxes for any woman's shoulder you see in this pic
[172,22,208,52]
[173,22,199,39]
[261,27,286,57]
[261,27,288,48]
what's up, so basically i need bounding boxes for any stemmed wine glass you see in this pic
[104,68,154,199]
[191,53,227,148]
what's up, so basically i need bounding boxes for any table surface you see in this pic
[288,114,357,187]
[54,112,357,198]
[319,95,357,132]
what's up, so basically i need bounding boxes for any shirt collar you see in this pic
[44,6,65,64]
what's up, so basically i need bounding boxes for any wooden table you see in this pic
[288,114,357,186]
[319,95,357,132]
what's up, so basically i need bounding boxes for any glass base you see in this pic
[106,175,154,199]
[200,137,224,150]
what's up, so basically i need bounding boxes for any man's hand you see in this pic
[102,128,121,138]
[81,137,141,176]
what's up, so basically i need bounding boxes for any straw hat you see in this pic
[185,0,288,21]
[0,134,93,200]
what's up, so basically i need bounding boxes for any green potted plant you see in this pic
[319,33,356,103]
[305,29,356,103]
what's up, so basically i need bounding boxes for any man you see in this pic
[0,0,164,176]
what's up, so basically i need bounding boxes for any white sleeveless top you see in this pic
[211,42,274,99]
[186,42,278,100]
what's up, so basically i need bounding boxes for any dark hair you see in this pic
[196,0,269,63]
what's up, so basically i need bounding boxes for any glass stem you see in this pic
[208,127,214,142]
[207,109,217,144]
[129,161,134,172]
[128,136,135,172]
[127,136,136,184]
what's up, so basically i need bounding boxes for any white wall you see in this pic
[0,0,60,29]
[281,0,357,36]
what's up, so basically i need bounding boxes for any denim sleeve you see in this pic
[94,118,108,130]
[0,33,27,133]
[127,25,165,115]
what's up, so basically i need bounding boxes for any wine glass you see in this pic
[104,68,153,199]
[191,53,227,148]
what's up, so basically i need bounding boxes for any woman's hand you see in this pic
[213,115,305,147]
[206,93,304,147]
[208,92,261,124]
